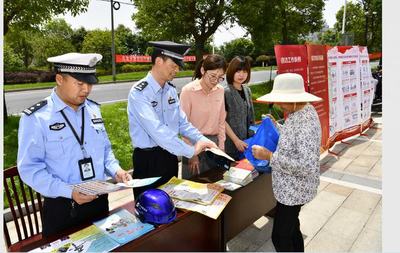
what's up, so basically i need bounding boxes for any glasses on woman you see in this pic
[206,71,225,83]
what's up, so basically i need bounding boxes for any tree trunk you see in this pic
[4,93,8,123]
[194,40,206,67]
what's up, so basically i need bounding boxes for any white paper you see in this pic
[205,147,235,161]
[116,177,161,188]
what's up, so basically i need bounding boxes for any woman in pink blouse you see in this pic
[180,54,227,179]
[252,73,322,252]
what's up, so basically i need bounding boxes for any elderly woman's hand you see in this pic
[252,145,273,160]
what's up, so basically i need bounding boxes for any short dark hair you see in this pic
[193,54,227,80]
[226,56,251,85]
[151,48,170,65]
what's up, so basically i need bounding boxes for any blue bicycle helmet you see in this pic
[134,189,177,225]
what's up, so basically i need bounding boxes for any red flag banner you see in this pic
[274,45,309,91]
[115,55,197,63]
[306,44,330,150]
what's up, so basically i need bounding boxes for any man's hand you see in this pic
[194,140,218,156]
[115,168,133,183]
[252,145,272,160]
[72,190,97,205]
[234,139,248,152]
[188,155,200,175]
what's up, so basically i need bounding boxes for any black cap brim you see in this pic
[67,73,99,84]
[171,58,185,69]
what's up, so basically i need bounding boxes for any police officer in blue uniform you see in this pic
[128,41,218,198]
[17,53,132,237]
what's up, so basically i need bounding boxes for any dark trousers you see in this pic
[42,194,108,237]
[132,147,178,199]
[272,201,304,252]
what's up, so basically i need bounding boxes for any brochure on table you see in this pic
[173,193,232,220]
[29,209,154,253]
[158,177,224,205]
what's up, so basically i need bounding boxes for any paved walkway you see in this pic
[4,114,382,252]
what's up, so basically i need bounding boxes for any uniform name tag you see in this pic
[168,97,176,104]
[78,157,95,181]
[49,122,66,131]
[91,118,104,124]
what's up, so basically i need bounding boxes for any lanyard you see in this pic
[60,108,88,157]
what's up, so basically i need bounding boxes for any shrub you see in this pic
[120,64,152,73]
[4,71,55,84]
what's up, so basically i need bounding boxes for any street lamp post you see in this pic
[110,0,116,82]
[342,0,347,34]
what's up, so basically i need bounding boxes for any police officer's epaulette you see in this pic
[87,98,100,106]
[22,100,48,116]
[134,81,148,91]
[167,82,176,88]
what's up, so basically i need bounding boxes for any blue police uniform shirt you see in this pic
[127,72,207,158]
[17,89,120,199]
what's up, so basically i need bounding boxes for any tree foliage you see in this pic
[319,29,340,46]
[115,25,147,55]
[132,0,233,63]
[334,0,381,52]
[71,27,88,52]
[233,0,324,54]
[4,43,25,72]
[220,38,255,62]
[82,29,123,70]
[32,19,75,68]
[4,0,89,35]
[5,28,39,69]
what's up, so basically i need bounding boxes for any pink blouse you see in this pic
[180,79,226,150]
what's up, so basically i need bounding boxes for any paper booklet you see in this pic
[158,177,224,205]
[173,193,232,220]
[29,225,120,253]
[29,209,155,253]
[93,209,155,245]
[205,147,235,161]
[72,177,160,195]
[223,167,253,186]
[214,179,242,191]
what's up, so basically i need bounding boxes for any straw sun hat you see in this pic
[257,73,322,103]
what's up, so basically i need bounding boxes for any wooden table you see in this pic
[16,202,223,252]
[193,168,277,246]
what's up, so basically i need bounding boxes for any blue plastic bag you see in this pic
[243,117,279,172]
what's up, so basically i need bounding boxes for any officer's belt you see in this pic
[136,146,165,152]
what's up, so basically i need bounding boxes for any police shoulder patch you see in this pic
[167,82,176,88]
[87,98,100,106]
[134,81,148,91]
[22,100,48,116]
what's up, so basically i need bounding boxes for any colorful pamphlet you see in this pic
[93,209,155,245]
[29,209,154,253]
[158,177,224,205]
[29,225,120,253]
[172,193,232,219]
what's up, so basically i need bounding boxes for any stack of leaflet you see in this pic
[223,167,253,186]
[158,177,232,220]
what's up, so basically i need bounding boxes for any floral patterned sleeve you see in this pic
[270,105,321,177]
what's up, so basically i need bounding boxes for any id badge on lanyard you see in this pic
[61,109,95,181]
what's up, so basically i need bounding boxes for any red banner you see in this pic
[306,44,330,149]
[115,55,196,63]
[274,45,309,91]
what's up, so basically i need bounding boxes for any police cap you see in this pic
[47,53,103,84]
[149,41,190,69]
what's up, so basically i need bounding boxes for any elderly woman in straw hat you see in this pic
[252,73,322,252]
